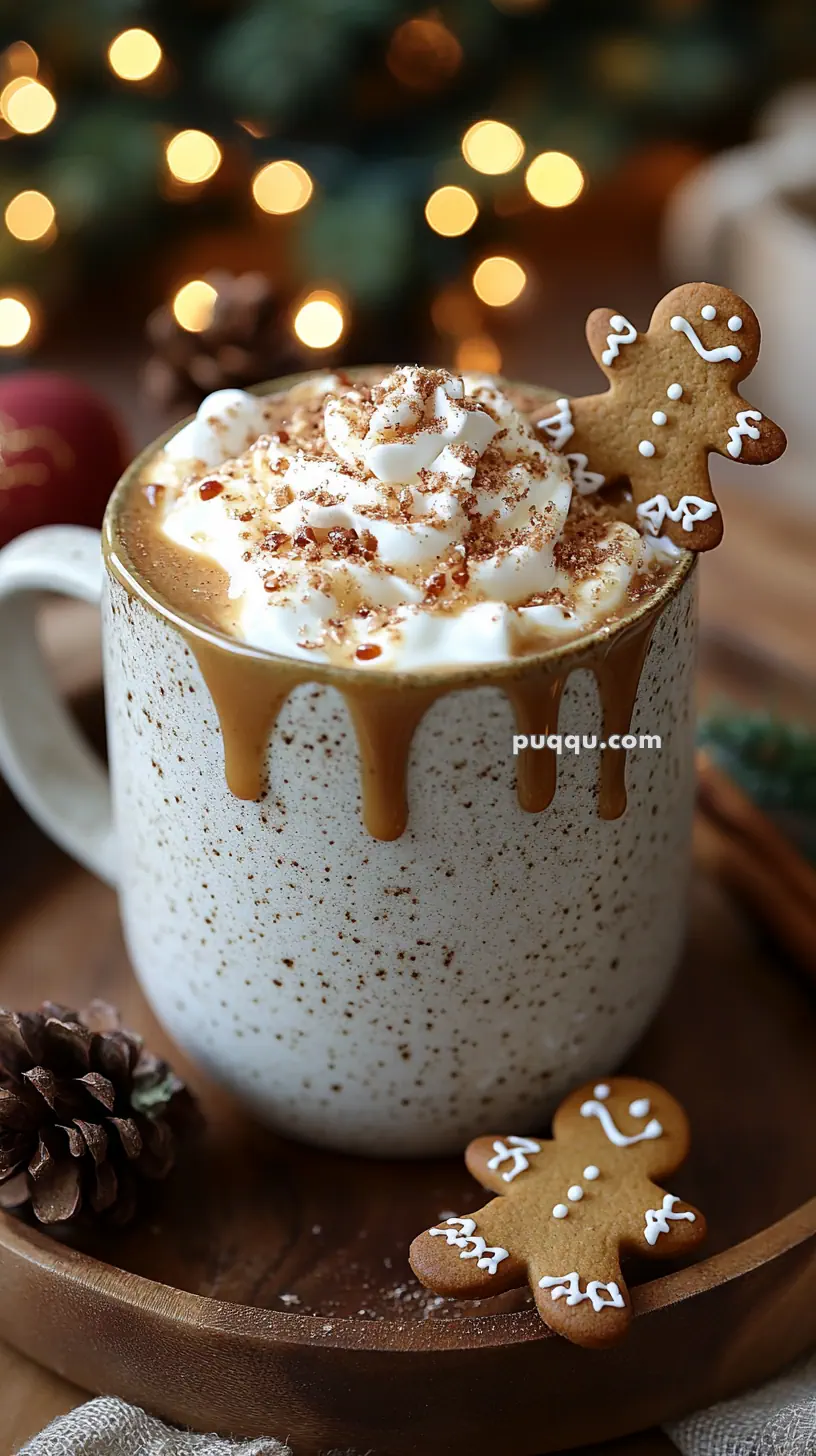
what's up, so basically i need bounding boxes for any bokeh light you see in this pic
[107,29,163,82]
[525,151,585,207]
[455,335,503,373]
[293,291,345,349]
[172,279,218,333]
[462,120,524,175]
[1,78,56,134]
[252,160,313,215]
[166,130,222,185]
[5,190,56,243]
[472,256,527,306]
[3,42,38,77]
[424,185,478,237]
[0,295,34,347]
[387,17,462,90]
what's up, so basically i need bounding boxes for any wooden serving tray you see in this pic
[0,796,814,1456]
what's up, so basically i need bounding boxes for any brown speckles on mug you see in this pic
[102,569,696,1156]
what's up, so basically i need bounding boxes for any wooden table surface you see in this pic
[0,385,813,1451]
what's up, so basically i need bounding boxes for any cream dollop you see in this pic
[156,369,664,668]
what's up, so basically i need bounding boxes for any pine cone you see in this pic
[0,1000,200,1226]
[143,269,304,408]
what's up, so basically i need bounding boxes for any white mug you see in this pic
[664,91,816,509]
[0,396,697,1157]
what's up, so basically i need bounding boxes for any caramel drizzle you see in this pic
[183,603,661,839]
[505,675,566,815]
[593,613,659,821]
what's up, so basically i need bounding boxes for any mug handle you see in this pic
[0,525,117,887]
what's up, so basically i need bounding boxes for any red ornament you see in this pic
[0,372,130,548]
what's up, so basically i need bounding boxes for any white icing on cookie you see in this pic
[537,397,574,450]
[565,451,605,496]
[567,1185,584,1202]
[583,1165,600,1181]
[728,316,742,332]
[637,493,718,536]
[580,1097,663,1148]
[701,304,717,321]
[638,440,655,457]
[643,1193,696,1247]
[667,383,683,400]
[593,1084,610,1100]
[601,315,637,367]
[628,1098,651,1118]
[726,409,762,459]
[539,1272,625,1312]
[552,1203,569,1219]
[487,1135,541,1183]
[670,315,742,364]
[428,1217,508,1274]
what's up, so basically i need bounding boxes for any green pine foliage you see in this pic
[2,2,815,325]
[699,711,816,815]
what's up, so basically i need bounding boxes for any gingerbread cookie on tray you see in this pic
[538,282,786,551]
[409,1077,705,1348]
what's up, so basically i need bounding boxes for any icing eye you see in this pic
[629,1097,651,1118]
[701,305,717,320]
[728,316,743,331]
[667,383,683,400]
[593,1083,610,1100]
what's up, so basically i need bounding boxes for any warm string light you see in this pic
[0,77,56,134]
[455,335,502,372]
[472,256,527,306]
[172,279,218,332]
[107,29,163,82]
[424,185,478,237]
[0,294,34,348]
[386,16,462,90]
[462,119,524,175]
[293,291,345,349]
[5,190,56,243]
[3,42,38,78]
[166,130,222,185]
[525,150,584,207]
[252,160,313,215]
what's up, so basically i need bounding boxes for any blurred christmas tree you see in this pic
[0,0,813,370]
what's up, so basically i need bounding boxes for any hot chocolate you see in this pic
[108,368,683,840]
[127,367,677,670]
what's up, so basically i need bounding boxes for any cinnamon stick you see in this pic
[695,751,816,986]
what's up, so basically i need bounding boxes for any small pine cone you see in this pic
[143,269,305,408]
[0,1000,200,1226]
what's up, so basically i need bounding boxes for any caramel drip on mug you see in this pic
[593,614,660,821]
[342,684,446,841]
[185,636,306,802]
[505,674,566,813]
[184,613,657,835]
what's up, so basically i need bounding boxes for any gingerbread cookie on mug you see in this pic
[409,1077,705,1348]
[538,282,786,551]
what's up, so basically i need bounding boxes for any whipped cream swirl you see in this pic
[155,367,667,668]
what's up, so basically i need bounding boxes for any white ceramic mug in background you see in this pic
[664,90,816,509]
[0,404,697,1157]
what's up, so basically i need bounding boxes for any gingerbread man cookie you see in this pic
[409,1077,705,1348]
[538,283,786,551]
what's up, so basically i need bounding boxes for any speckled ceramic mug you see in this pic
[0,401,697,1157]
